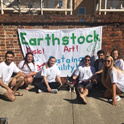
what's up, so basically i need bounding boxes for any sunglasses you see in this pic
[85,59,90,61]
[105,60,111,63]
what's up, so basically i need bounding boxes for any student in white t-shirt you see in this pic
[18,52,37,90]
[73,55,96,104]
[111,48,124,71]
[102,56,124,106]
[35,56,62,93]
[0,51,24,101]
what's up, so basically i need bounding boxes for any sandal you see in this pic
[14,92,23,96]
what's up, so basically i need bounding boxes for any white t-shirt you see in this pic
[114,59,124,71]
[18,60,37,75]
[75,65,96,83]
[0,61,20,85]
[41,64,60,83]
[110,67,124,92]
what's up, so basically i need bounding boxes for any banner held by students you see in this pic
[18,26,102,77]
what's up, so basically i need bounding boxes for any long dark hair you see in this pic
[21,52,35,71]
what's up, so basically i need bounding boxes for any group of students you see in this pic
[0,51,62,102]
[0,49,124,106]
[72,49,124,106]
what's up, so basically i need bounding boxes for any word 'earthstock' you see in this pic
[20,30,100,46]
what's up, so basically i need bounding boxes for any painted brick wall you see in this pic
[0,14,124,82]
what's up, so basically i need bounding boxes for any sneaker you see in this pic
[108,95,121,102]
[51,89,58,94]
[38,89,42,93]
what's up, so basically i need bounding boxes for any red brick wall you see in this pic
[0,14,124,82]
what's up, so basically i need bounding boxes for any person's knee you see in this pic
[10,95,16,102]
[25,77,33,85]
[28,78,33,84]
[18,76,24,82]
[4,94,16,102]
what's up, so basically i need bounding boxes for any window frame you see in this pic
[58,0,63,8]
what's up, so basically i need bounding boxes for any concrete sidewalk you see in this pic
[0,86,124,124]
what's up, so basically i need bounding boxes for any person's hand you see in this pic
[7,88,14,94]
[25,73,31,78]
[92,73,97,78]
[92,79,97,84]
[18,71,25,77]
[88,80,91,83]
[112,98,117,106]
[47,87,52,92]
[95,72,98,75]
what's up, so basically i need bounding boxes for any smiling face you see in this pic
[104,57,112,68]
[84,57,91,67]
[27,54,33,63]
[112,50,118,60]
[49,58,56,67]
[5,53,14,65]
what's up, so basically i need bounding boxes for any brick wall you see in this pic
[0,14,124,82]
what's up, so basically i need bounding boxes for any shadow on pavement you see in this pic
[87,87,108,103]
[0,95,10,102]
[28,87,37,92]
[63,98,84,105]
[64,86,111,105]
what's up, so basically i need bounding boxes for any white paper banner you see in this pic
[18,26,102,77]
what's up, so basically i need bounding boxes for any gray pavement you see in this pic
[0,85,124,124]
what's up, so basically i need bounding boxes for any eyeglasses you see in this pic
[105,60,111,63]
[85,59,90,61]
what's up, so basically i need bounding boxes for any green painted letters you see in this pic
[20,32,28,45]
[62,36,69,45]
[86,35,93,43]
[78,36,85,44]
[45,34,51,46]
[29,38,36,46]
[38,38,43,46]
[52,34,60,45]
[94,31,100,42]
[71,33,76,44]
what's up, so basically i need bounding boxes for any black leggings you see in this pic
[35,82,61,92]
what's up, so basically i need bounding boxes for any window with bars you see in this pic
[78,7,86,15]
[58,0,63,8]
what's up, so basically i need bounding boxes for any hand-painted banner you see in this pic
[18,26,102,77]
